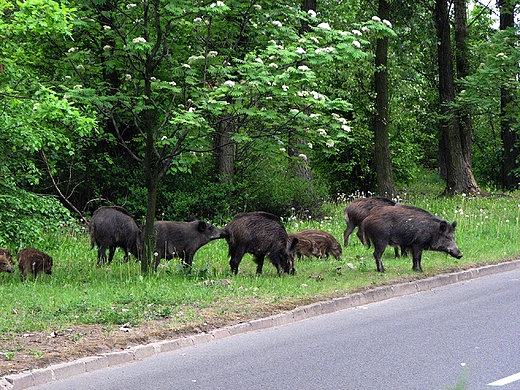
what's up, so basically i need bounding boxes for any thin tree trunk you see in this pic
[374,0,395,197]
[434,0,480,195]
[498,0,518,189]
[454,0,473,165]
[215,116,235,184]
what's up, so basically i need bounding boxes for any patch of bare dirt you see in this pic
[0,297,320,377]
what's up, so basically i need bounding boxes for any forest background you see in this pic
[0,0,519,273]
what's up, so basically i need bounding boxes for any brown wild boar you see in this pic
[18,248,53,281]
[288,234,318,260]
[360,205,462,272]
[0,248,14,274]
[290,230,342,260]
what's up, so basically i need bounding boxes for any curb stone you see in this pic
[2,259,519,389]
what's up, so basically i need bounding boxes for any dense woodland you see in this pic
[0,0,519,272]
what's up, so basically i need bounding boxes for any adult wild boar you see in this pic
[343,197,396,246]
[360,206,462,272]
[18,248,53,281]
[90,206,142,265]
[224,211,297,275]
[153,219,226,270]
[0,248,14,273]
[291,229,342,260]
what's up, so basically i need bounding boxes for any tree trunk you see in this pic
[434,0,480,195]
[374,0,396,197]
[453,0,473,166]
[498,0,518,189]
[215,116,235,184]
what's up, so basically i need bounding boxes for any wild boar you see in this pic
[18,248,53,281]
[360,205,462,272]
[343,197,396,246]
[290,230,342,260]
[90,206,142,265]
[0,248,14,274]
[288,233,319,260]
[153,219,226,270]
[224,211,297,275]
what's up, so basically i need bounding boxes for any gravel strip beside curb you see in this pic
[2,259,519,390]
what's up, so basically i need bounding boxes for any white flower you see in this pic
[317,22,331,30]
[342,124,351,132]
[326,140,335,148]
[103,25,111,30]
[253,4,261,10]
[73,84,83,89]
[295,47,306,55]
[318,129,327,136]
[33,103,40,110]
[255,57,264,64]
[362,26,369,32]
[103,45,112,51]
[132,37,147,43]
[210,1,225,7]
[68,47,76,53]
[353,40,361,48]
[194,17,202,23]
[125,74,132,81]
[169,81,177,86]
[272,21,283,27]
[282,85,289,91]
[372,16,381,22]
[269,62,279,68]
[161,136,167,141]
[298,65,310,71]
[207,51,218,58]
[307,142,313,149]
[298,153,309,161]
[383,19,392,28]
[352,29,362,36]
[188,107,195,113]
[126,3,137,8]
[224,80,235,87]
[280,148,286,153]
[76,64,84,70]
[183,63,191,68]
[309,36,320,44]
[308,9,317,18]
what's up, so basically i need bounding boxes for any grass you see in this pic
[1,175,520,343]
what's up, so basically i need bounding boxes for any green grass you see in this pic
[1,176,520,341]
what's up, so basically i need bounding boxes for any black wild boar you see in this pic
[18,248,53,281]
[224,211,297,275]
[291,230,342,260]
[153,219,226,270]
[0,248,14,273]
[343,197,396,246]
[90,206,142,265]
[288,233,318,260]
[360,206,462,272]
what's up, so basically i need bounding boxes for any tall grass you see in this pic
[1,176,520,341]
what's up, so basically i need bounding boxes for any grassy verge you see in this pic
[1,176,520,361]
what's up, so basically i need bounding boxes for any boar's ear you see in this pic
[439,220,448,232]
[451,221,457,229]
[197,220,208,232]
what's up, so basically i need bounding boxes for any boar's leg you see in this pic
[107,246,116,264]
[182,251,194,268]
[253,255,265,274]
[343,222,356,246]
[411,246,423,272]
[373,244,386,272]
[97,246,107,265]
[229,248,245,275]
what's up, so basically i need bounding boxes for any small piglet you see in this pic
[0,248,14,273]
[288,234,319,260]
[18,248,53,281]
[292,229,342,260]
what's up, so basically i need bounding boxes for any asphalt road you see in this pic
[34,268,520,390]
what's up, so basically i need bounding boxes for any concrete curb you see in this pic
[2,259,520,389]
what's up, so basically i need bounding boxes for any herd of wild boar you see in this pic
[0,197,463,280]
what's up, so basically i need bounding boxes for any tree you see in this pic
[498,0,519,188]
[434,0,481,194]
[373,0,396,197]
